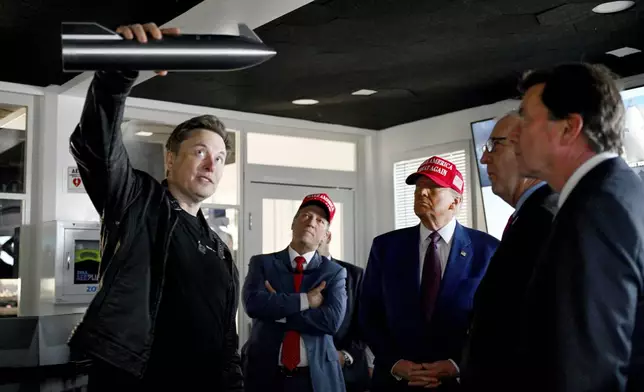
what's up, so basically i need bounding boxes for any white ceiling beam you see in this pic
[0,107,27,130]
[56,0,313,97]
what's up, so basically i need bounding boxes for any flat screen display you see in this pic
[74,239,100,284]
[470,118,514,240]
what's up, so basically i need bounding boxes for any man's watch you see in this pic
[342,351,353,366]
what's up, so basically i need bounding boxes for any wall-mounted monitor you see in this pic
[622,85,644,179]
[470,118,513,240]
[471,83,644,239]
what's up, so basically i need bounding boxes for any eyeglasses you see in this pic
[483,137,507,153]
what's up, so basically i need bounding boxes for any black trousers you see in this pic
[275,367,314,392]
[87,358,218,391]
[87,359,141,392]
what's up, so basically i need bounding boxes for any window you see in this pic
[0,94,32,317]
[393,150,470,229]
[0,104,27,193]
[0,199,22,317]
[247,133,356,172]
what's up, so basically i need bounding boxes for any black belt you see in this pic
[278,366,310,378]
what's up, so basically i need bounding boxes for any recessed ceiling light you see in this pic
[606,47,642,57]
[592,1,634,14]
[292,99,319,105]
[352,89,377,96]
[135,131,153,137]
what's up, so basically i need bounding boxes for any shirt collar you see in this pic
[558,152,618,209]
[288,246,316,266]
[513,181,547,217]
[420,217,457,244]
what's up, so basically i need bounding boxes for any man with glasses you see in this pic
[459,112,558,392]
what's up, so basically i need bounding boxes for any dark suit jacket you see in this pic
[518,157,644,392]
[360,222,499,392]
[460,184,558,391]
[330,258,370,392]
[242,249,348,392]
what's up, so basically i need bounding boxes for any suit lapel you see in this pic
[275,248,296,292]
[403,225,422,295]
[437,223,472,306]
[301,252,323,292]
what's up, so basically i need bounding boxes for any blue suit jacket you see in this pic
[242,248,348,392]
[359,222,499,391]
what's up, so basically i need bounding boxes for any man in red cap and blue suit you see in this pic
[242,193,348,392]
[360,156,499,391]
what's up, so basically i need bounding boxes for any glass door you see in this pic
[241,182,355,343]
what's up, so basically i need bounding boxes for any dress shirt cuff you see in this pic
[391,359,403,381]
[341,350,354,366]
[300,293,309,311]
[448,358,460,383]
[276,318,286,323]
[448,358,460,375]
[365,346,375,369]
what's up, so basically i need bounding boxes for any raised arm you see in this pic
[282,267,347,336]
[69,70,141,220]
[242,256,303,320]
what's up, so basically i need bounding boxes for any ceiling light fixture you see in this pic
[135,131,153,137]
[606,47,642,57]
[292,99,319,105]
[592,1,635,14]
[352,89,377,96]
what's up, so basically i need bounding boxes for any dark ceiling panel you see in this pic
[1,0,642,130]
[128,0,644,129]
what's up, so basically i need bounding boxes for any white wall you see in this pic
[374,99,520,236]
[32,89,374,224]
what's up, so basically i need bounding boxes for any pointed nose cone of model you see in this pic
[61,22,276,72]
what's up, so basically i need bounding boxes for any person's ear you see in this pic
[449,195,462,211]
[165,150,175,177]
[326,231,332,244]
[561,113,584,146]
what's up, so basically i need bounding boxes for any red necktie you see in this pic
[281,256,306,370]
[420,232,442,323]
[503,215,515,238]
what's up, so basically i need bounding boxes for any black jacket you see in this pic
[67,70,243,390]
[517,158,644,392]
[460,184,557,391]
[331,258,370,392]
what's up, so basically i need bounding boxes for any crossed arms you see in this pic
[242,256,347,336]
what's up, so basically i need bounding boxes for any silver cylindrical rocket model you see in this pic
[61,22,276,72]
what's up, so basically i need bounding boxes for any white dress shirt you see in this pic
[419,218,457,280]
[558,152,619,209]
[392,218,460,379]
[277,247,314,367]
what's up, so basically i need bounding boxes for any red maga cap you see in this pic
[299,193,336,224]
[405,156,464,194]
